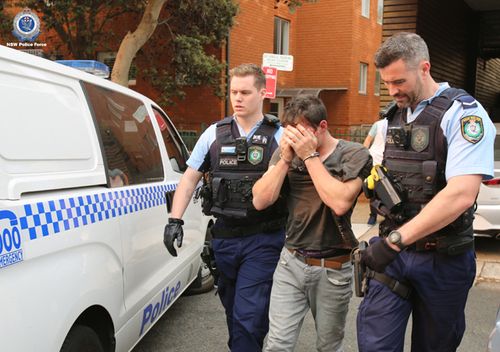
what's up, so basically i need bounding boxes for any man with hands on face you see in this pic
[253,95,371,352]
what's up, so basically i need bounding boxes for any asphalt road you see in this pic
[133,240,500,352]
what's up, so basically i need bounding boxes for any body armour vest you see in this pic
[203,115,287,225]
[382,88,475,237]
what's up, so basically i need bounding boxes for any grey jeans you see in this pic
[264,247,353,352]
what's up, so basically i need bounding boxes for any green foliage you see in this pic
[8,0,237,106]
[0,0,13,34]
[279,0,318,13]
[15,0,143,58]
[140,0,238,105]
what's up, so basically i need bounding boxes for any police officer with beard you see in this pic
[357,33,496,351]
[163,63,286,352]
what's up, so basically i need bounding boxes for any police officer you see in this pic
[357,32,496,352]
[164,63,286,352]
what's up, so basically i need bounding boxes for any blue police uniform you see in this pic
[357,83,496,351]
[188,116,285,352]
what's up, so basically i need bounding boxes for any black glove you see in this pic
[361,238,398,273]
[163,218,184,257]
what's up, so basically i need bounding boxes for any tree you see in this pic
[112,0,238,105]
[14,0,237,105]
[16,0,142,59]
[7,0,316,105]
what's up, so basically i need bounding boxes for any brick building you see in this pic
[0,0,384,138]
[3,0,499,139]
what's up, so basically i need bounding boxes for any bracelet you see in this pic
[279,153,292,164]
[302,152,320,162]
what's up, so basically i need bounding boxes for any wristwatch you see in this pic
[388,230,406,250]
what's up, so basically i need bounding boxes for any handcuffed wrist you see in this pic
[302,151,320,162]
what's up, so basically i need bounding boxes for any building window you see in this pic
[361,0,370,18]
[359,63,368,94]
[97,51,137,86]
[377,0,384,24]
[83,82,164,186]
[374,70,381,96]
[274,17,290,55]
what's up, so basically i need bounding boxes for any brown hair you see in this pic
[229,63,266,89]
[282,94,327,128]
[375,32,430,70]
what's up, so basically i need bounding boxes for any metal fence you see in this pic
[178,124,373,151]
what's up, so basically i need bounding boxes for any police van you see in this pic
[0,45,212,351]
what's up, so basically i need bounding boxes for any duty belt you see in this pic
[408,226,474,255]
[287,248,351,270]
[212,218,286,238]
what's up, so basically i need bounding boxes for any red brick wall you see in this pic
[350,0,383,126]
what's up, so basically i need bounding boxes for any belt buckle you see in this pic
[424,241,437,250]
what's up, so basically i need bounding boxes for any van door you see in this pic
[82,82,196,325]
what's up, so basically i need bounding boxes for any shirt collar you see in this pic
[407,82,450,121]
[232,115,264,139]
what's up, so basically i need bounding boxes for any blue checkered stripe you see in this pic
[18,183,177,240]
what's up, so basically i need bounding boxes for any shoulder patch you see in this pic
[456,95,477,110]
[460,115,484,144]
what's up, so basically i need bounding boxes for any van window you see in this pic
[83,82,164,186]
[153,108,189,173]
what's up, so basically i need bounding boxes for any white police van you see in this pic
[0,45,212,351]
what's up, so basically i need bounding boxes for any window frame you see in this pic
[359,62,368,94]
[361,0,370,18]
[374,70,381,96]
[377,0,384,24]
[274,17,290,55]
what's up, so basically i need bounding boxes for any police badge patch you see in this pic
[247,146,264,165]
[411,126,429,152]
[460,115,484,144]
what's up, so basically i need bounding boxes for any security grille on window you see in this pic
[359,63,368,94]
[83,82,165,186]
[274,17,290,55]
[361,0,370,18]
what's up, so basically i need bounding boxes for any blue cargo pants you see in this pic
[212,230,285,352]
[357,237,476,352]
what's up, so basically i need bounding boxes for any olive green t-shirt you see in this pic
[270,140,371,250]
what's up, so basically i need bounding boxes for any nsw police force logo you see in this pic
[460,115,484,144]
[12,8,41,42]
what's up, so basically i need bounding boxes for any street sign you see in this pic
[263,66,277,99]
[262,53,294,71]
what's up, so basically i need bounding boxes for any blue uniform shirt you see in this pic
[403,83,496,180]
[187,116,284,172]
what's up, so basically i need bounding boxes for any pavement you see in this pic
[352,199,500,283]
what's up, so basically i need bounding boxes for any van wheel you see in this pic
[60,325,104,352]
[184,263,215,295]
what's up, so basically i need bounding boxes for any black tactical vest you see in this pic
[204,115,287,227]
[382,88,475,237]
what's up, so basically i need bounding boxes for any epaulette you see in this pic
[380,101,398,120]
[216,116,233,127]
[263,114,281,127]
[456,95,478,110]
